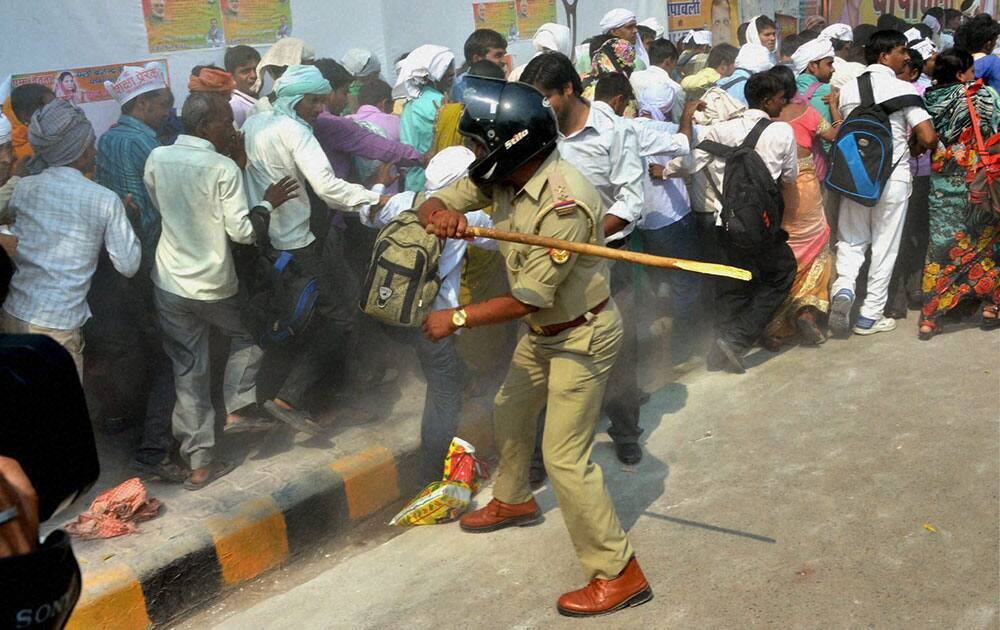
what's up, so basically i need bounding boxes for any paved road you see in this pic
[197,323,999,630]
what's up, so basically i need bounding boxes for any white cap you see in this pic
[819,23,853,42]
[104,62,167,107]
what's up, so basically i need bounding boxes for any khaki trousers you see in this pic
[2,311,84,381]
[492,302,633,580]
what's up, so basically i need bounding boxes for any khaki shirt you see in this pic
[430,151,611,328]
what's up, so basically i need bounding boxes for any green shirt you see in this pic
[796,73,832,123]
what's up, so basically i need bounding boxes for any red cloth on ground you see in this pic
[64,477,162,539]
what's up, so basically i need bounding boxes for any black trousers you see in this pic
[886,175,930,314]
[603,258,643,445]
[274,226,356,408]
[715,234,797,353]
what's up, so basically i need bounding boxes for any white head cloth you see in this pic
[394,45,455,100]
[922,14,942,35]
[341,49,381,78]
[532,23,572,57]
[792,37,835,74]
[424,146,476,192]
[745,15,763,45]
[104,62,167,107]
[736,43,774,73]
[911,38,938,61]
[639,17,664,38]
[638,83,676,121]
[254,37,315,93]
[683,30,713,46]
[600,9,637,33]
[819,23,853,42]
[0,112,12,145]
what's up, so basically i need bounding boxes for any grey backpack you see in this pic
[360,210,443,327]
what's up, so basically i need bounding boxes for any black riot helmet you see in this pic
[458,76,559,187]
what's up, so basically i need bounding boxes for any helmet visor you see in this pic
[458,76,507,147]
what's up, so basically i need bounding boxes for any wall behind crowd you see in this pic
[0,0,666,137]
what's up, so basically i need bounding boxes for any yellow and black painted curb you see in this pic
[65,411,494,629]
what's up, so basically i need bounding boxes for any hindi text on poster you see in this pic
[12,60,170,106]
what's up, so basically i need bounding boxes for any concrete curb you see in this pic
[64,411,495,630]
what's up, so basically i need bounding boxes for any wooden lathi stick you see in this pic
[464,226,752,281]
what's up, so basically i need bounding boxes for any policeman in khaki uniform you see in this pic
[417,77,652,617]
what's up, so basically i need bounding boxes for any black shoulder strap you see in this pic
[858,73,875,109]
[742,118,771,150]
[697,139,734,159]
[880,94,926,114]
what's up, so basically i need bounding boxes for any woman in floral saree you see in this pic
[919,49,1000,339]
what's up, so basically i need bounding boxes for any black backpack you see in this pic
[698,118,784,251]
[244,250,320,348]
[824,72,925,207]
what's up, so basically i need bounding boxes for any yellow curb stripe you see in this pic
[206,496,289,586]
[330,446,400,520]
[65,564,150,630]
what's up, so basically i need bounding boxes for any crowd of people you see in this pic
[0,8,997,499]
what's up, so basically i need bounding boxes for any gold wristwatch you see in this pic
[451,308,469,328]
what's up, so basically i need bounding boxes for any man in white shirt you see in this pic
[828,30,938,337]
[630,39,685,122]
[225,45,261,129]
[663,72,799,373]
[144,93,298,490]
[242,64,388,432]
[2,100,140,380]
[521,53,647,466]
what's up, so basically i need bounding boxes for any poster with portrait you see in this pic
[472,1,520,42]
[515,0,557,39]
[826,0,986,26]
[667,0,739,46]
[142,0,225,52]
[221,0,294,46]
[11,60,170,106]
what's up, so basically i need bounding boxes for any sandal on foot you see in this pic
[223,414,277,434]
[982,305,1000,330]
[184,460,236,491]
[917,319,939,341]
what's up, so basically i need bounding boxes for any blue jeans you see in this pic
[638,213,703,360]
[384,327,466,477]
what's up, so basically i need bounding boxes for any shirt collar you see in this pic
[560,101,602,139]
[173,134,217,151]
[743,109,770,121]
[867,64,897,77]
[355,104,381,116]
[518,150,559,202]
[117,115,157,137]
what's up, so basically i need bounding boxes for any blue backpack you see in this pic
[246,250,319,348]
[824,72,924,207]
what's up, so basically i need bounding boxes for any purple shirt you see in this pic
[348,105,402,143]
[313,112,422,183]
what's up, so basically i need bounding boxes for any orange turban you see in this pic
[187,68,237,93]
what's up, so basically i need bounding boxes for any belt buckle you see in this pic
[530,323,544,335]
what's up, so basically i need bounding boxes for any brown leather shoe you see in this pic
[459,497,542,532]
[556,556,653,617]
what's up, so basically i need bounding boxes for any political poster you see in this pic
[472,1,520,42]
[221,0,295,46]
[827,0,986,26]
[667,0,739,46]
[11,60,171,106]
[515,0,558,39]
[142,0,225,52]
